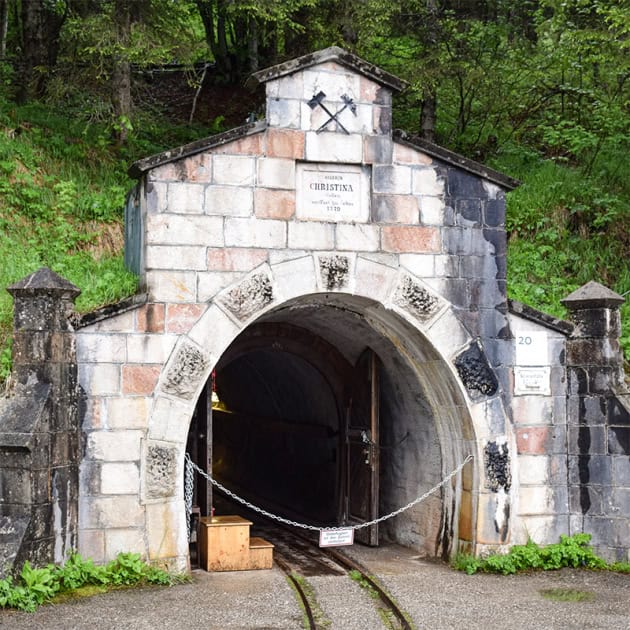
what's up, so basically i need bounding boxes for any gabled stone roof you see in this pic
[561,280,625,309]
[245,46,407,93]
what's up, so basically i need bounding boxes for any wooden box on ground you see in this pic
[198,515,274,571]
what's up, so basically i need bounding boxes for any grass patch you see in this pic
[540,588,595,602]
[286,572,331,630]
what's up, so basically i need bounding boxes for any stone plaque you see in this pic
[514,366,551,395]
[515,331,548,366]
[296,163,369,222]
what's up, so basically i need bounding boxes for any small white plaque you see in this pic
[515,331,548,366]
[319,528,354,547]
[297,163,369,222]
[514,366,551,395]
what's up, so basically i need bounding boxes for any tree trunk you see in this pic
[111,0,132,146]
[17,0,66,102]
[420,91,437,143]
[0,0,8,59]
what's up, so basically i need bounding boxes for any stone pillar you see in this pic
[562,280,629,560]
[0,268,81,574]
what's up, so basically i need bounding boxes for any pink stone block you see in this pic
[266,128,305,159]
[393,142,433,165]
[516,427,550,455]
[360,77,379,102]
[210,133,263,155]
[207,247,268,272]
[135,304,165,333]
[254,188,295,220]
[122,365,161,395]
[165,303,206,333]
[382,226,440,253]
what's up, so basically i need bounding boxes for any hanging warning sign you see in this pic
[319,528,354,547]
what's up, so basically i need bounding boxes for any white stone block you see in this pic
[101,462,140,495]
[335,223,379,252]
[354,256,397,303]
[77,333,126,364]
[305,132,363,163]
[224,217,286,248]
[212,155,255,186]
[425,308,470,358]
[267,98,301,128]
[288,221,335,250]
[146,181,167,213]
[400,254,435,277]
[518,455,550,485]
[412,167,444,196]
[79,496,144,529]
[420,196,444,224]
[519,486,553,515]
[205,185,253,216]
[87,430,143,461]
[188,304,241,363]
[126,334,178,364]
[257,158,296,190]
[146,214,224,246]
[146,499,188,561]
[273,256,317,302]
[85,310,134,333]
[106,397,151,430]
[302,69,360,102]
[79,363,121,396]
[105,528,146,559]
[269,249,310,264]
[146,271,196,302]
[147,396,193,444]
[146,245,207,271]
[373,165,412,194]
[266,74,304,99]
[197,271,242,302]
[167,183,204,214]
[78,529,104,563]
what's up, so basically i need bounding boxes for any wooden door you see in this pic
[186,383,213,516]
[345,349,380,546]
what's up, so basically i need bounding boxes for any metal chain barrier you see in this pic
[185,453,473,533]
[184,452,195,539]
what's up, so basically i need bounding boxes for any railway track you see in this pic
[252,520,414,630]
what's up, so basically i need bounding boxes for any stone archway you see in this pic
[140,257,487,570]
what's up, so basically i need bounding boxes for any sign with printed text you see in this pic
[297,163,369,222]
[514,366,551,395]
[319,528,354,547]
[514,331,548,366]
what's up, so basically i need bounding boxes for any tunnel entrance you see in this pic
[187,295,460,558]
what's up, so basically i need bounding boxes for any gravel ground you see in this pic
[1,546,628,630]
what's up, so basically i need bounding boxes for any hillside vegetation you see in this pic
[0,0,628,381]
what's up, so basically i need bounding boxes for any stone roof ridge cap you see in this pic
[508,299,574,335]
[561,280,625,309]
[7,267,81,296]
[246,46,407,93]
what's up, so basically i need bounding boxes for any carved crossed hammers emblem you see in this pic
[307,91,357,134]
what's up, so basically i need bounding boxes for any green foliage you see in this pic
[453,534,611,576]
[0,552,181,613]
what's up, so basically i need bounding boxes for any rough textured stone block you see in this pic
[257,157,296,189]
[372,194,419,223]
[167,183,205,214]
[204,185,253,217]
[146,214,224,246]
[145,443,179,499]
[165,303,206,334]
[382,226,440,253]
[304,131,363,163]
[218,271,274,323]
[101,462,140,495]
[212,155,255,186]
[254,188,295,220]
[316,254,353,291]
[266,128,305,159]
[122,364,161,395]
[224,217,286,248]
[162,342,210,399]
[288,221,335,250]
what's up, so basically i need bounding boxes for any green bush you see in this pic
[0,552,182,613]
[453,534,613,576]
